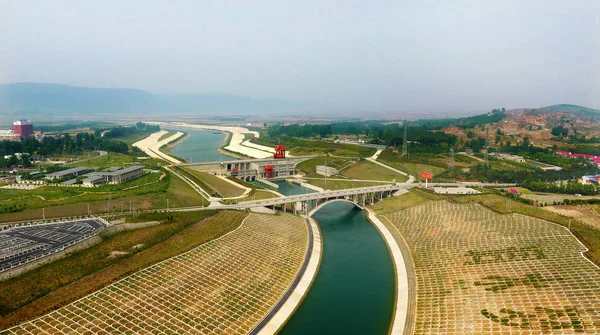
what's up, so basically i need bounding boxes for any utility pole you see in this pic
[87,203,90,216]
[129,201,132,214]
[484,126,490,167]
[449,148,455,169]
[402,120,408,158]
[108,194,112,220]
[43,208,45,220]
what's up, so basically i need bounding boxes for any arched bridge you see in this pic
[223,184,402,216]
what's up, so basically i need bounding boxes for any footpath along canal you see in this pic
[271,180,396,334]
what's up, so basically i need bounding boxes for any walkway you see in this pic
[366,208,409,334]
[366,156,416,183]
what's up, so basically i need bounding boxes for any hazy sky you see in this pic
[1,1,599,114]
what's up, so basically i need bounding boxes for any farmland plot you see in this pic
[382,201,600,334]
[1,213,308,334]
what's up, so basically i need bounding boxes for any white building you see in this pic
[316,165,339,177]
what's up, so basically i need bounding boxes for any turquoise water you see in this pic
[169,128,236,162]
[264,180,396,334]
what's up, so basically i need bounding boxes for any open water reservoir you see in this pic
[169,128,236,162]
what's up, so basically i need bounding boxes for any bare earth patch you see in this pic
[544,205,600,230]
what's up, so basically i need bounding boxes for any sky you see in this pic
[1,0,599,115]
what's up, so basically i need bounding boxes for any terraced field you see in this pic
[381,201,600,334]
[1,213,308,334]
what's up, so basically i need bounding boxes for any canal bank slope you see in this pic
[149,122,273,158]
[132,130,184,164]
[254,217,322,335]
[366,208,411,335]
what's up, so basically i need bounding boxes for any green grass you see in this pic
[70,152,162,169]
[303,178,374,190]
[295,156,355,174]
[369,189,434,214]
[261,137,377,158]
[226,176,264,190]
[158,130,177,142]
[342,160,408,182]
[0,211,245,328]
[111,131,157,146]
[183,168,246,198]
[221,190,279,204]
[0,171,206,222]
[378,149,446,177]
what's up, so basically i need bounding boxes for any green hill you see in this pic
[526,104,600,118]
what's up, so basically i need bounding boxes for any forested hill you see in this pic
[0,82,304,117]
[525,104,600,118]
[412,108,506,129]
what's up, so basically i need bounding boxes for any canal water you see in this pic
[169,128,236,162]
[269,181,396,334]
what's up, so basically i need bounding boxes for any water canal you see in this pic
[271,181,396,334]
[170,132,397,333]
[169,128,236,162]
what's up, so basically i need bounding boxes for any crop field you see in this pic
[1,213,308,334]
[381,200,600,334]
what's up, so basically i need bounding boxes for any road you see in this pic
[366,151,417,183]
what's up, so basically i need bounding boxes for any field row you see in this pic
[384,201,600,334]
[1,213,308,335]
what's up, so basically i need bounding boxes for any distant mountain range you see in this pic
[0,82,307,119]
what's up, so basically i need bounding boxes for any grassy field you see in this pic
[303,178,374,190]
[183,168,246,197]
[342,160,408,182]
[295,156,355,174]
[0,210,246,329]
[278,139,376,158]
[157,130,177,142]
[226,176,264,190]
[377,149,446,177]
[111,131,157,146]
[70,152,162,169]
[369,189,435,214]
[0,172,207,222]
[3,213,307,334]
[221,190,279,204]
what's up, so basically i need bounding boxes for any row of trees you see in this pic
[95,122,159,138]
[521,180,597,195]
[0,133,129,167]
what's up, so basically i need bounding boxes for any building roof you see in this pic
[106,165,143,176]
[46,167,89,178]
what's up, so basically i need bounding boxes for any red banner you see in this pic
[420,172,433,180]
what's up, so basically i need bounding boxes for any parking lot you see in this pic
[0,219,107,272]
